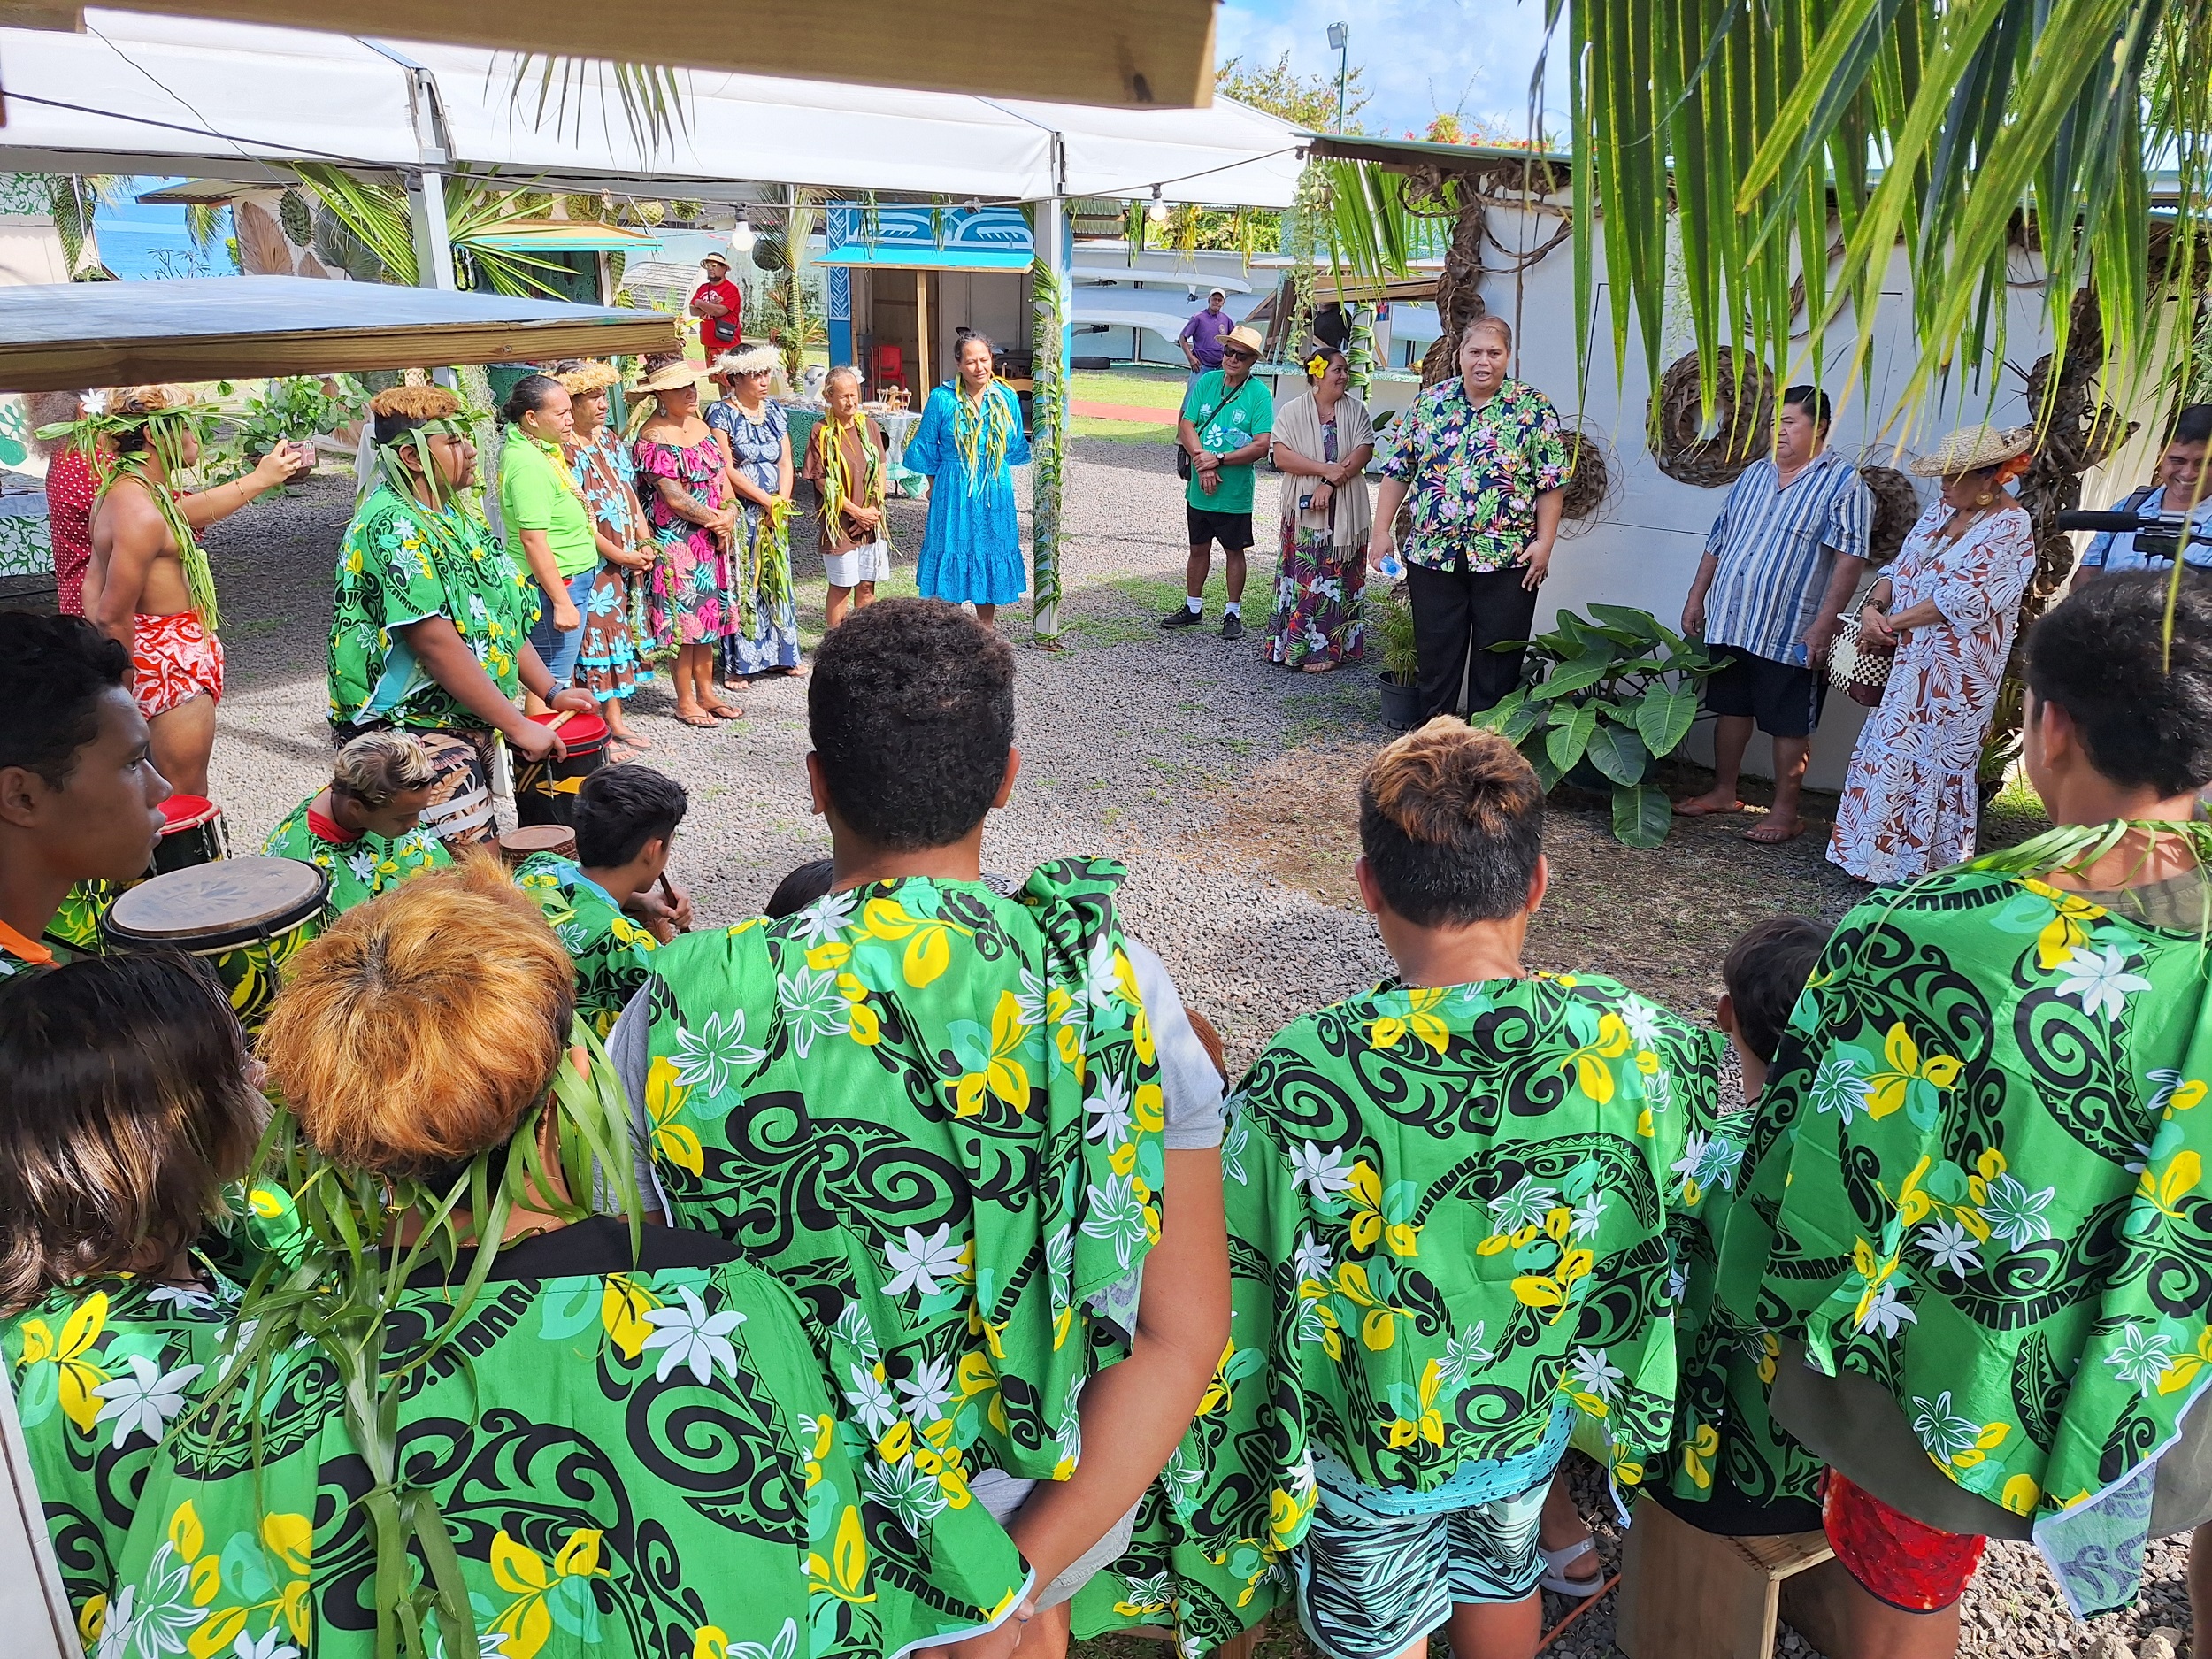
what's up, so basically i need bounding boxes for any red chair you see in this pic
[871,343,907,396]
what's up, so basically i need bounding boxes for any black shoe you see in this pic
[1160,606,1204,629]
[1219,612,1245,641]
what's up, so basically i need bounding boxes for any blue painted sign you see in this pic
[818,203,1034,270]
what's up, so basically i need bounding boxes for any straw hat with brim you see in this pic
[1223,326,1266,358]
[634,359,713,396]
[701,252,730,269]
[1910,425,2034,477]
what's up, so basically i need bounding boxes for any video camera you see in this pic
[2057,507,2212,565]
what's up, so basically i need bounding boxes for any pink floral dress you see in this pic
[634,430,736,649]
[1828,499,2036,884]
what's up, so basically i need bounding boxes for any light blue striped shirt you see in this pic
[1701,448,1874,666]
[2079,485,2212,572]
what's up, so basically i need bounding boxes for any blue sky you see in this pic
[1217,0,1564,139]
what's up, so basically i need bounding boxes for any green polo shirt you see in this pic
[499,432,599,579]
[1181,369,1276,516]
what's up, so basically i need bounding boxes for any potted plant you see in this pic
[1370,589,1422,728]
[1473,603,1726,847]
[208,375,366,481]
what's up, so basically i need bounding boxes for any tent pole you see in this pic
[915,268,930,395]
[1029,194,1070,646]
[409,169,457,291]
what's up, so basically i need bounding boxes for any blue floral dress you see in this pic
[906,380,1031,607]
[706,396,803,677]
[568,426,648,689]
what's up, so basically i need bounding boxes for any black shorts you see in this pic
[1186,505,1255,553]
[1703,649,1827,738]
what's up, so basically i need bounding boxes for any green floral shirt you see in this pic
[3,1273,238,1646]
[1379,378,1570,572]
[260,796,450,917]
[1718,866,2212,1617]
[514,851,658,1039]
[113,1219,1026,1659]
[327,483,540,732]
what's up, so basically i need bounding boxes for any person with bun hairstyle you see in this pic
[1227,718,1719,1659]
[497,373,598,693]
[329,384,593,851]
[0,953,265,1635]
[113,859,1032,1659]
[1717,572,2212,1651]
[260,727,449,916]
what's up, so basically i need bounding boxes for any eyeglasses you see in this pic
[1221,347,1258,363]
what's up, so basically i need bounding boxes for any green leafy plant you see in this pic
[1473,604,1725,849]
[1369,589,1420,681]
[205,375,366,480]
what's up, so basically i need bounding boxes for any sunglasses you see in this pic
[1222,346,1258,362]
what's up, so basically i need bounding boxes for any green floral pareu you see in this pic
[2,1273,239,1652]
[1718,864,2212,1616]
[641,861,1164,1501]
[261,797,451,918]
[513,852,658,1039]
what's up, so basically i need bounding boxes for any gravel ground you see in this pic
[195,449,2181,1658]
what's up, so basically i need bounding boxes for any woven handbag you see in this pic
[1827,613,1895,709]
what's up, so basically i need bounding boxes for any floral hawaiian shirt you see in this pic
[326,483,541,732]
[261,795,450,917]
[514,850,658,1038]
[1379,378,1571,572]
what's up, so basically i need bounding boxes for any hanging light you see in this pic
[728,216,757,257]
[1146,184,1171,227]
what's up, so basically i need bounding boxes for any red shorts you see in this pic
[1823,1471,1987,1612]
[132,611,225,718]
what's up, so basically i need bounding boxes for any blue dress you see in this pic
[907,381,1031,607]
[705,396,803,676]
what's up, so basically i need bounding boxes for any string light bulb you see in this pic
[1146,184,1170,227]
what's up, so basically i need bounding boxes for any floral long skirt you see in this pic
[1263,522,1366,668]
[575,564,645,698]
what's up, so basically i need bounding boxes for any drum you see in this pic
[151,794,229,876]
[102,856,329,1031]
[514,710,608,829]
[497,823,578,866]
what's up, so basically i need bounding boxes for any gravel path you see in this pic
[195,449,2188,1659]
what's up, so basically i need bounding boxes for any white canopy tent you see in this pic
[0,12,1303,205]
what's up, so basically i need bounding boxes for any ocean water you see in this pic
[90,178,234,281]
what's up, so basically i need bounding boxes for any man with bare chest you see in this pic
[78,385,305,796]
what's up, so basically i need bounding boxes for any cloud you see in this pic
[1217,0,1565,139]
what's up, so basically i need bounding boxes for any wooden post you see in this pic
[916,269,931,394]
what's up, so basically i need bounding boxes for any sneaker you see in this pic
[1220,612,1245,641]
[1160,606,1204,629]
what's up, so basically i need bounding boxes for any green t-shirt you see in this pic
[499,431,600,579]
[260,795,450,917]
[513,850,658,1038]
[327,484,541,733]
[1181,371,1276,515]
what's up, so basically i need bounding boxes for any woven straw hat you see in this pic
[1224,325,1266,357]
[634,357,712,395]
[558,360,622,395]
[1910,424,2034,477]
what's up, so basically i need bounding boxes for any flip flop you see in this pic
[704,702,745,721]
[1673,797,1747,817]
[1744,818,1808,843]
[672,710,717,729]
[1539,1538,1604,1599]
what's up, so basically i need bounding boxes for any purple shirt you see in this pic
[1179,307,1234,368]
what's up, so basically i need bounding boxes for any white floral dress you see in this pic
[1828,499,2037,883]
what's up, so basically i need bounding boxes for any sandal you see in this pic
[1538,1538,1604,1599]
[704,701,745,721]
[672,709,718,730]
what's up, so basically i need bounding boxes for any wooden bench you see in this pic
[1615,1494,1848,1659]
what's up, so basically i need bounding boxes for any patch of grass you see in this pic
[1070,417,1173,444]
[1280,687,1376,744]
[1066,614,1158,648]
[1070,369,1190,411]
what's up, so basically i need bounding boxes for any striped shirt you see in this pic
[1701,448,1873,666]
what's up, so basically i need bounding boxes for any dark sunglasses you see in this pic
[1221,346,1258,362]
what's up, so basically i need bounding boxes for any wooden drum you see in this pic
[102,856,329,1031]
[150,793,230,875]
[496,824,578,866]
[513,710,607,829]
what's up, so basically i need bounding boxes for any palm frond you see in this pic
[292,166,568,298]
[498,55,690,159]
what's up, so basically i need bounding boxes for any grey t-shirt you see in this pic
[604,931,1225,1216]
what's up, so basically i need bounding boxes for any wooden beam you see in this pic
[0,0,81,27]
[85,0,1217,107]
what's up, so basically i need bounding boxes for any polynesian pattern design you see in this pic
[514,851,659,1038]
[45,879,117,954]
[1230,972,1710,1491]
[261,798,450,918]
[328,483,540,733]
[111,1252,1025,1659]
[1,1274,238,1647]
[642,863,1165,1489]
[1717,868,2212,1616]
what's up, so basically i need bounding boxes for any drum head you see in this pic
[158,794,222,833]
[498,825,577,860]
[529,709,609,755]
[104,856,329,950]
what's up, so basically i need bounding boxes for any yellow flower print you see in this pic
[806,1506,879,1604]
[837,972,882,1045]
[1369,987,1451,1056]
[1196,1339,1240,1415]
[2001,1473,2041,1516]
[949,989,1033,1116]
[1559,1013,1634,1104]
[2138,1148,2203,1223]
[2158,1329,2212,1396]
[1383,1357,1448,1448]
[1682,1423,1718,1489]
[1271,1479,1317,1548]
[859,896,972,988]
[1863,1022,1962,1122]
[1333,1262,1415,1350]
[16,1291,111,1433]
[489,1527,610,1659]
[2020,878,2110,971]
[1509,1208,1593,1321]
[643,1057,702,1175]
[601,1275,662,1360]
[1296,1284,1344,1362]
[1344,1161,1420,1256]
